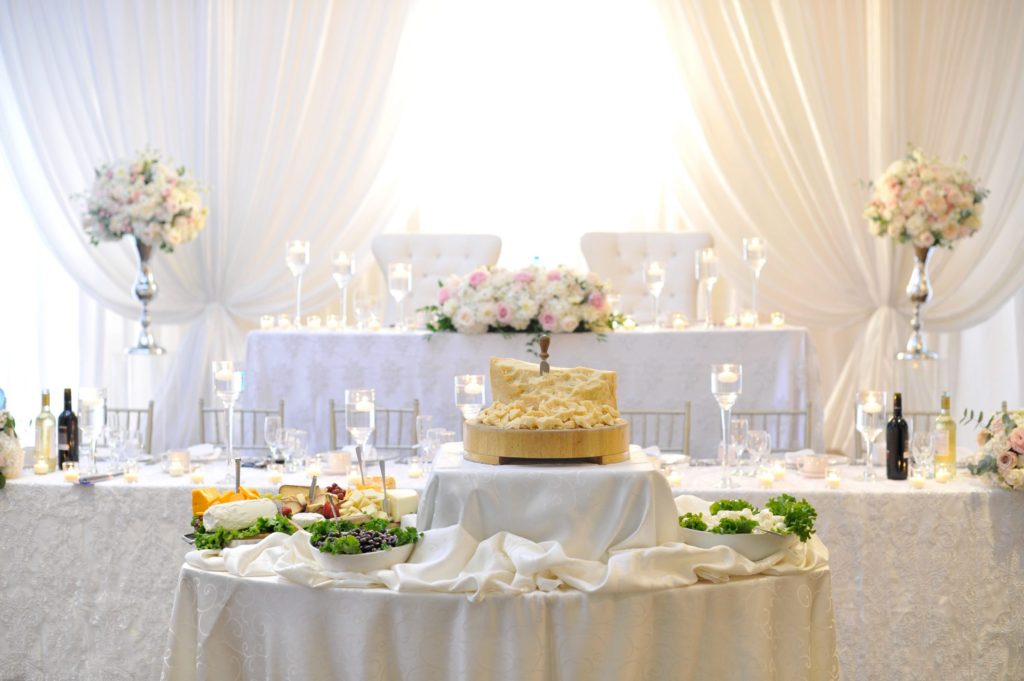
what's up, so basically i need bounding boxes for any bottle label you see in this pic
[58,426,69,451]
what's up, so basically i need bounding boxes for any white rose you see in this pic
[905,213,926,236]
[913,231,936,248]
[560,315,580,333]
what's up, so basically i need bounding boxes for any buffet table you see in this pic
[3,459,1021,680]
[162,564,837,681]
[243,327,824,456]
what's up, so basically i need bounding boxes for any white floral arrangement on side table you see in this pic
[422,264,621,337]
[80,149,207,252]
[0,409,23,489]
[963,406,1024,490]
[864,147,987,249]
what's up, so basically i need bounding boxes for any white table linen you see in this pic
[162,564,838,681]
[242,327,824,456]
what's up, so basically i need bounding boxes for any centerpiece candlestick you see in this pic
[695,248,719,329]
[345,388,375,485]
[643,261,665,328]
[332,250,355,329]
[742,237,767,322]
[285,240,311,327]
[711,363,742,489]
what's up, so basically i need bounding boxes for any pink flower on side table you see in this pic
[546,270,562,282]
[496,303,511,324]
[997,450,1017,473]
[468,270,488,287]
[540,311,558,331]
[588,291,605,310]
[514,271,534,284]
[1009,427,1024,453]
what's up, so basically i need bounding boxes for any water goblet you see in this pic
[78,387,106,474]
[353,291,378,330]
[746,430,772,471]
[643,261,665,328]
[387,262,413,330]
[742,237,768,322]
[285,240,310,326]
[455,375,486,421]
[332,250,355,329]
[856,390,887,481]
[711,364,742,488]
[695,248,719,328]
[265,415,284,464]
[911,430,934,479]
[345,388,376,483]
[730,417,750,475]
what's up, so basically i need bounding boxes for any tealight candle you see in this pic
[667,470,683,487]
[757,469,774,488]
[910,473,926,489]
[717,370,739,384]
[740,310,758,328]
[123,471,140,483]
[825,471,841,489]
[646,262,664,277]
[124,459,139,483]
[33,460,50,475]
[326,314,340,330]
[305,463,322,478]
[62,462,79,483]
[862,400,882,415]
[260,315,275,330]
[724,315,738,328]
[672,314,688,330]
[288,242,307,258]
[621,316,637,331]
[306,315,322,329]
[268,469,284,484]
[464,381,484,395]
[355,399,373,413]
[368,317,382,332]
[935,468,952,484]
[407,463,425,479]
[770,312,785,328]
[276,314,292,329]
[190,466,205,484]
[772,462,785,481]
[168,461,185,477]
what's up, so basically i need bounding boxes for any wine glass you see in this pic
[455,375,486,421]
[711,364,742,488]
[413,414,433,467]
[387,262,413,330]
[353,290,378,330]
[104,413,126,470]
[332,250,355,329]
[856,390,887,481]
[264,415,284,464]
[345,388,375,483]
[285,240,310,326]
[742,237,768,322]
[212,360,245,480]
[730,417,750,475]
[747,430,772,471]
[911,430,934,479]
[643,261,665,328]
[695,248,719,328]
[78,387,106,474]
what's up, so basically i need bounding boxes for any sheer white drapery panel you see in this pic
[0,0,413,450]
[657,0,1024,452]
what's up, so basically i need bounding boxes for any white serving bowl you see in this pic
[679,527,797,562]
[312,541,414,573]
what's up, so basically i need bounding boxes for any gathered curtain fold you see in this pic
[0,0,413,449]
[657,0,1024,451]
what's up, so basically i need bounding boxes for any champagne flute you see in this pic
[711,364,742,488]
[856,390,887,481]
[264,415,284,464]
[643,261,665,328]
[455,375,486,421]
[212,360,245,480]
[285,240,310,326]
[695,248,719,328]
[388,262,413,330]
[742,237,767,323]
[345,388,375,484]
[78,388,106,474]
[332,250,355,329]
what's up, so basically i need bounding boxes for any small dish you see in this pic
[679,527,797,562]
[312,541,414,573]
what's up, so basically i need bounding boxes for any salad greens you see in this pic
[193,514,296,551]
[308,516,421,556]
[678,494,818,542]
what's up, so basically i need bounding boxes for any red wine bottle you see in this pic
[57,388,79,468]
[886,392,909,480]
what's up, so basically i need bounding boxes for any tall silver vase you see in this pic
[896,245,939,361]
[126,236,166,355]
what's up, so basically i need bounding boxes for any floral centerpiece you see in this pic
[864,147,988,360]
[964,406,1024,490]
[79,149,207,354]
[0,409,23,488]
[864,147,987,249]
[422,264,619,336]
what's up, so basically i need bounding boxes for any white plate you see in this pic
[679,527,797,562]
[312,541,414,573]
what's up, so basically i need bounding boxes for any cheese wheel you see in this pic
[202,498,278,531]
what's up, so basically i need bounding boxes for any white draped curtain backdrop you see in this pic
[1,0,1021,452]
[0,0,413,449]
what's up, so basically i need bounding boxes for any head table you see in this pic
[242,327,824,456]
[1,455,1020,680]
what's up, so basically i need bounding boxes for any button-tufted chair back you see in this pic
[580,232,714,322]
[371,234,502,321]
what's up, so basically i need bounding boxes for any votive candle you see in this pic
[260,315,275,330]
[825,471,841,489]
[771,312,785,328]
[772,462,785,481]
[910,472,926,489]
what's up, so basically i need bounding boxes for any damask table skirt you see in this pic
[242,327,824,457]
[160,564,838,681]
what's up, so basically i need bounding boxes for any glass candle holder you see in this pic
[62,461,80,483]
[455,375,486,420]
[671,313,688,330]
[306,315,322,330]
[123,459,140,483]
[267,463,284,485]
[189,464,205,484]
[771,312,785,328]
[326,314,340,330]
[276,314,293,329]
[260,315,275,330]
[739,310,758,328]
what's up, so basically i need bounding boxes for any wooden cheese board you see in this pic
[463,421,630,465]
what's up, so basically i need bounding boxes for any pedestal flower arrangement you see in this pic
[0,409,23,488]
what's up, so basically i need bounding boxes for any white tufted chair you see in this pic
[371,234,502,322]
[580,232,714,322]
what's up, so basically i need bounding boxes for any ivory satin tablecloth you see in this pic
[242,327,824,456]
[161,564,837,681]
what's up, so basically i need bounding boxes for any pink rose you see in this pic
[496,303,511,323]
[1009,427,1024,452]
[997,450,1017,473]
[546,270,562,282]
[513,271,534,284]
[438,288,450,304]
[588,291,605,309]
[468,270,488,287]
[540,311,558,331]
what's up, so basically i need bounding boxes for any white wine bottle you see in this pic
[34,390,57,472]
[933,392,957,478]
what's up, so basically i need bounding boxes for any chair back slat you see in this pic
[198,399,285,453]
[105,401,155,454]
[732,404,812,453]
[619,403,691,456]
[328,399,420,456]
